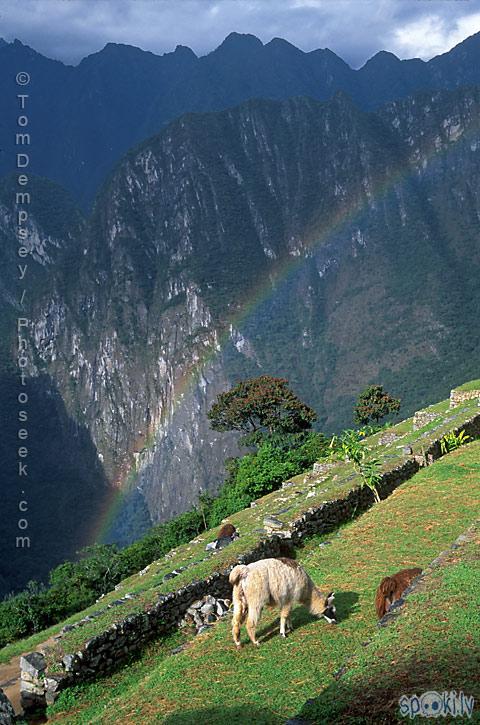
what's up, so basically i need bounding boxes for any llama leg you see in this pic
[232,589,247,647]
[279,604,293,638]
[286,615,293,633]
[246,607,261,646]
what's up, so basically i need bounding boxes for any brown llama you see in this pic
[375,567,422,619]
[216,523,238,540]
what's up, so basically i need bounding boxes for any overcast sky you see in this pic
[1,0,480,68]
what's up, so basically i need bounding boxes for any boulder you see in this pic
[216,599,230,616]
[216,536,235,550]
[263,516,284,530]
[20,652,46,679]
[313,461,335,475]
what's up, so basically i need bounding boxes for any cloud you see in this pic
[0,0,479,67]
[392,10,480,60]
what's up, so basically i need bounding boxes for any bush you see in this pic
[440,429,471,454]
[0,581,48,645]
[220,431,329,502]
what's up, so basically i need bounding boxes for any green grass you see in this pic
[47,440,480,723]
[0,623,65,665]
[2,392,477,669]
[453,379,480,393]
[298,526,480,724]
[38,394,479,662]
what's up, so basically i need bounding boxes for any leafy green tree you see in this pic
[206,431,329,519]
[354,385,401,425]
[0,581,48,645]
[208,375,316,444]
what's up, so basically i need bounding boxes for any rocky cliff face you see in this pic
[1,86,480,588]
[0,177,112,595]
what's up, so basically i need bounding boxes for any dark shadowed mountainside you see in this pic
[0,31,480,207]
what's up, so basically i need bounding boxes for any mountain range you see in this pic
[0,32,479,596]
[0,31,480,207]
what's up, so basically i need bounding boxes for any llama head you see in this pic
[311,588,337,622]
[322,592,337,624]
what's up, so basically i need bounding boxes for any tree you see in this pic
[208,375,316,443]
[354,385,401,425]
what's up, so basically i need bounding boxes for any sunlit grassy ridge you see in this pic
[1,390,478,668]
[47,440,480,723]
[455,379,480,392]
[298,524,480,724]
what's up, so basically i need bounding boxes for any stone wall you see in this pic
[450,388,480,408]
[20,411,480,713]
[412,410,439,430]
[20,536,286,713]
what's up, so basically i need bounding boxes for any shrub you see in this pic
[0,581,48,645]
[440,429,471,454]
[329,428,366,464]
[358,457,382,503]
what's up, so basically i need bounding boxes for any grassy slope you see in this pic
[455,381,480,393]
[299,527,480,724]
[47,440,480,724]
[13,393,478,665]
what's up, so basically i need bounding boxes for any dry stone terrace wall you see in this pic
[449,388,480,408]
[20,407,480,714]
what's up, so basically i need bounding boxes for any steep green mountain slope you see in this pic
[298,527,480,724]
[56,88,480,506]
[1,31,480,207]
[1,85,479,583]
[46,441,480,723]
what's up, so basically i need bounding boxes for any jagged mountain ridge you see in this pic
[0,30,480,207]
[1,84,477,580]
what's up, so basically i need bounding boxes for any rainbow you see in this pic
[92,107,479,545]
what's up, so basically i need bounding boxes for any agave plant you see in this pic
[440,429,471,455]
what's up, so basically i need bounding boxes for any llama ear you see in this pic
[326,592,335,607]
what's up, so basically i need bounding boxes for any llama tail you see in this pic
[229,564,248,587]
[375,576,395,619]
